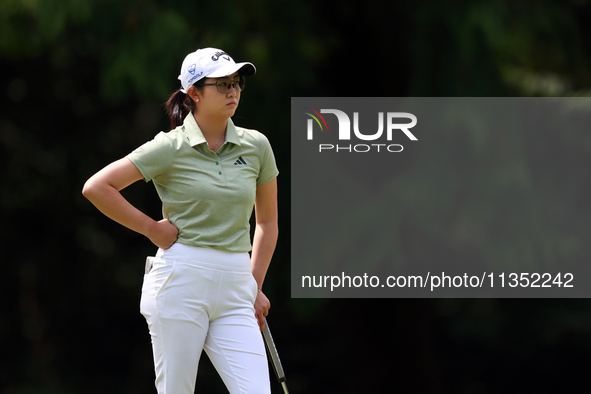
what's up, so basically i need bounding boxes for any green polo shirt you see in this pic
[126,113,279,252]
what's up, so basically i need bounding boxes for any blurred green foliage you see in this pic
[2,0,591,393]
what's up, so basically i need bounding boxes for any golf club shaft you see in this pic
[262,318,289,394]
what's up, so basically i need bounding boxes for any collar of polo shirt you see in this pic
[182,113,242,147]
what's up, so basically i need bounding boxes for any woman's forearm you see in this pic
[250,220,278,288]
[83,179,157,237]
[82,158,178,249]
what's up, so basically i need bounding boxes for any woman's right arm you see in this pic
[82,158,178,249]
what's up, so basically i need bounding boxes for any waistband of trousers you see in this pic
[155,243,251,273]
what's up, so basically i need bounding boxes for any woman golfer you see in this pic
[83,47,278,394]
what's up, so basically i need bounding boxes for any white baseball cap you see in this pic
[178,47,256,93]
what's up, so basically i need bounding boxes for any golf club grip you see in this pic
[262,318,286,383]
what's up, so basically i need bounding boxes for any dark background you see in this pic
[2,0,591,392]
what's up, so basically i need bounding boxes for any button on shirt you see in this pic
[126,114,279,252]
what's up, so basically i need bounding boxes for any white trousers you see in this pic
[140,243,271,394]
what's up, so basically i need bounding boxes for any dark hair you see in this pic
[165,81,204,130]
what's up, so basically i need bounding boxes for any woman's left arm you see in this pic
[251,177,278,331]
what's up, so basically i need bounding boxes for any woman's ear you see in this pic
[187,86,201,103]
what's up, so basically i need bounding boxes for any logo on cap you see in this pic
[188,64,196,75]
[212,50,231,61]
[188,71,203,84]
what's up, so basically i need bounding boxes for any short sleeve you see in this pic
[257,133,279,185]
[126,132,175,182]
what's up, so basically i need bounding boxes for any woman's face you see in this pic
[192,72,242,120]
